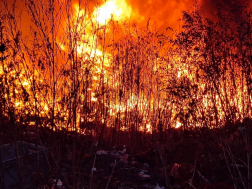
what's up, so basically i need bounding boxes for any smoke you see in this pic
[127,0,196,31]
[3,0,250,40]
[126,0,251,31]
[200,0,250,17]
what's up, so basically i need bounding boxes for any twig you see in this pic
[187,181,197,189]
[155,142,173,189]
[89,153,97,189]
[220,136,238,189]
[188,153,198,186]
[105,159,116,189]
[197,170,210,184]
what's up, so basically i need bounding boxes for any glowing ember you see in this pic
[22,80,29,86]
[175,121,182,128]
[146,123,152,133]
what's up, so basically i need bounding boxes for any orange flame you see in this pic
[93,0,132,25]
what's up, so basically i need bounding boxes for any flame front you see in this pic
[1,0,251,136]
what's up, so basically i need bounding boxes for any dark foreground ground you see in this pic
[0,120,251,189]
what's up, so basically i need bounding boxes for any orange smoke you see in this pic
[126,0,196,31]
[66,0,200,32]
[4,0,248,35]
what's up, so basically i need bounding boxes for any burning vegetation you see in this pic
[0,0,252,188]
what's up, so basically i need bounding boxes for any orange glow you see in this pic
[22,80,29,86]
[1,0,250,137]
[175,121,182,128]
[93,0,132,25]
[146,123,152,133]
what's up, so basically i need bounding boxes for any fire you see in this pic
[2,0,250,137]
[146,123,152,133]
[175,121,182,128]
[93,0,132,25]
[22,80,29,86]
[91,92,97,102]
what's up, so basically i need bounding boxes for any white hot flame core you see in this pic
[93,0,132,25]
